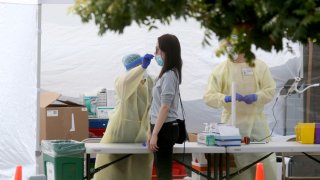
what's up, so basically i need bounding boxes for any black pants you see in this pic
[151,121,179,180]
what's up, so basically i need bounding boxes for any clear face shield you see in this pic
[226,44,238,62]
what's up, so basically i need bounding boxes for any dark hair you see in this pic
[158,34,182,84]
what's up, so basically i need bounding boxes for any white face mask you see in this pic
[226,45,238,61]
[231,53,238,61]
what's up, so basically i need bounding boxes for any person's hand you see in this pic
[224,93,243,103]
[243,94,257,104]
[148,134,159,152]
[141,53,154,69]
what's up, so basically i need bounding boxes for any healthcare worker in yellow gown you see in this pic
[203,52,277,180]
[94,53,154,180]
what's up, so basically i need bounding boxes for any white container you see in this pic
[28,175,46,180]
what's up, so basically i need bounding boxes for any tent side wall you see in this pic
[0,3,39,179]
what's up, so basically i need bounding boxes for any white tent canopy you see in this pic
[0,1,39,179]
[0,1,302,179]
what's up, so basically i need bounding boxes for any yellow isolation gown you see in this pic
[204,59,277,180]
[94,66,154,180]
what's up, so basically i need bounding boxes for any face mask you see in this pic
[231,53,238,61]
[155,55,164,67]
[227,46,238,61]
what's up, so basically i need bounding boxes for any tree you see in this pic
[72,0,320,65]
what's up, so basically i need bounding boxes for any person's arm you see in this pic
[116,54,153,100]
[203,67,228,108]
[115,65,145,100]
[149,104,170,152]
[255,62,276,105]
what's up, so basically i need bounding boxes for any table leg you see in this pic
[86,154,91,180]
[225,153,230,180]
[207,153,212,179]
[219,154,223,180]
[282,152,286,180]
[214,154,218,180]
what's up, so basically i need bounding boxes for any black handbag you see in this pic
[175,91,189,144]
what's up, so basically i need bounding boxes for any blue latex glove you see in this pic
[224,93,244,103]
[243,94,257,104]
[141,53,154,69]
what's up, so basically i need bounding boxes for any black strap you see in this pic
[83,154,132,179]
[173,69,186,124]
[222,152,274,179]
[177,80,189,142]
[302,152,320,164]
[173,70,188,163]
[178,92,187,163]
[179,92,186,120]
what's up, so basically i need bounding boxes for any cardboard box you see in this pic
[40,92,89,141]
[188,133,198,142]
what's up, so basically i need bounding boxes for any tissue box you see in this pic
[214,134,241,146]
[197,133,215,146]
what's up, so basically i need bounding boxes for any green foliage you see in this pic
[72,0,188,34]
[72,0,320,65]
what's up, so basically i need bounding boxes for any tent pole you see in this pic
[35,2,42,174]
[306,41,313,123]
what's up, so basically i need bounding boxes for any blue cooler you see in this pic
[89,118,108,128]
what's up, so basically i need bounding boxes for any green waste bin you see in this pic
[41,140,85,180]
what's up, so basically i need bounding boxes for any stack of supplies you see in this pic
[197,123,241,146]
